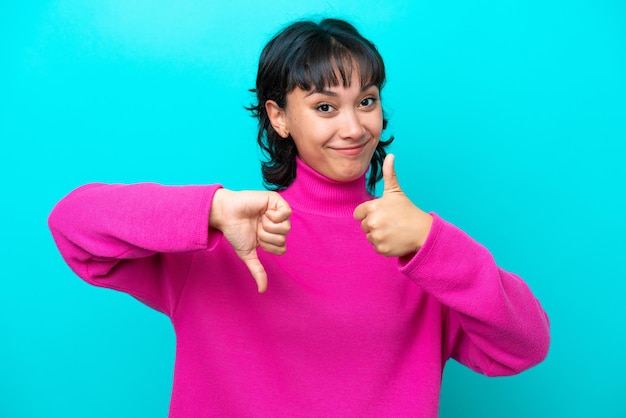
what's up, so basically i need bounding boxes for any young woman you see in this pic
[49,18,550,417]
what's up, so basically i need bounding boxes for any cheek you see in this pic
[368,111,384,136]
[367,139,380,159]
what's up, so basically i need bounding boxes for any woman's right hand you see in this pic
[209,189,292,293]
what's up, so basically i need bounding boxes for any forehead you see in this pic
[288,49,382,93]
[295,61,377,92]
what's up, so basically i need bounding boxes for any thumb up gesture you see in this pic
[353,154,433,257]
[209,189,292,293]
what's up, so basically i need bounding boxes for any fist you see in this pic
[353,154,433,257]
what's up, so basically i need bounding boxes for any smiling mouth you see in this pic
[330,143,369,156]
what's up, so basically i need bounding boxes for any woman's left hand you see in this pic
[353,154,433,258]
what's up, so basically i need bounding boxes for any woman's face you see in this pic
[267,72,383,183]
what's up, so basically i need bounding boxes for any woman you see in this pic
[49,18,550,417]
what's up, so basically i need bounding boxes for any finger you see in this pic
[266,193,292,223]
[382,154,401,194]
[262,214,290,235]
[259,240,287,256]
[240,252,268,293]
[258,229,287,250]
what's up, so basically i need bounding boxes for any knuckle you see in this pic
[368,219,380,230]
[370,229,384,242]
[375,243,391,256]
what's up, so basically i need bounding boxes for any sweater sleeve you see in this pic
[399,213,550,376]
[48,182,222,316]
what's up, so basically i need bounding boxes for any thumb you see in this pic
[382,153,401,194]
[240,250,268,293]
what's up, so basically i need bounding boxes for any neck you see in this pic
[280,158,373,217]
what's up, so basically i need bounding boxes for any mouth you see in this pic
[329,142,369,156]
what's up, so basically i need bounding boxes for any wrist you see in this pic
[209,188,227,231]
[414,211,434,251]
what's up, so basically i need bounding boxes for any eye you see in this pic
[360,97,377,107]
[316,103,334,113]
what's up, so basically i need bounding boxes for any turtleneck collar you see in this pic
[279,158,373,217]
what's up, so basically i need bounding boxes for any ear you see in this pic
[265,100,290,138]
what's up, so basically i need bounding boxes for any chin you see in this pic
[334,164,369,182]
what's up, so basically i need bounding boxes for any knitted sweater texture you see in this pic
[48,159,550,417]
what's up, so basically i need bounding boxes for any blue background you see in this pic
[2,1,625,417]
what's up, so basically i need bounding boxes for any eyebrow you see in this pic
[305,83,377,98]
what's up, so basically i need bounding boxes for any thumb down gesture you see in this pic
[210,189,292,293]
[353,154,433,257]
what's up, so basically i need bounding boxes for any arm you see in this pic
[354,155,550,375]
[401,214,550,375]
[48,182,220,315]
[49,182,292,313]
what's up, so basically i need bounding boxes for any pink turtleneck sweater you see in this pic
[48,159,550,417]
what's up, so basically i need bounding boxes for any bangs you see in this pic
[286,34,385,93]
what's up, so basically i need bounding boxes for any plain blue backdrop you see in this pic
[1,1,624,417]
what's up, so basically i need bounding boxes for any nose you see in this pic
[338,110,365,140]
